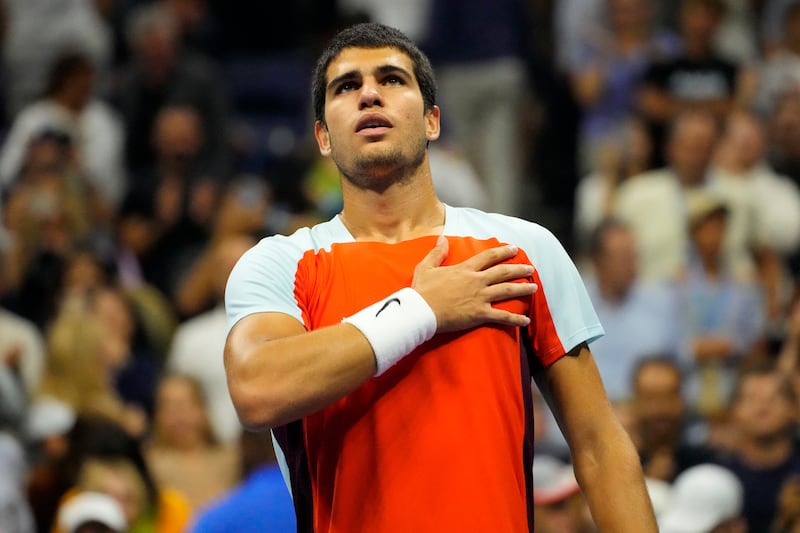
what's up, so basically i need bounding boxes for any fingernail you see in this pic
[508,245,518,253]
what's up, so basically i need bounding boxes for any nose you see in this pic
[358,80,383,109]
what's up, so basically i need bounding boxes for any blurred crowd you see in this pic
[1,0,800,532]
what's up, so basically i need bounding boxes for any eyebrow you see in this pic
[326,64,414,93]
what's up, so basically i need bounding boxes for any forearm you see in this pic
[225,319,377,430]
[573,422,657,531]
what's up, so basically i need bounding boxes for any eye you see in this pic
[335,80,359,94]
[384,75,404,86]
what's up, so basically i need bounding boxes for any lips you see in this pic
[356,114,392,132]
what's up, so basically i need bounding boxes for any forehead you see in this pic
[326,46,415,81]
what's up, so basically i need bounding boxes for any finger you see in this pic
[461,244,519,271]
[416,234,449,270]
[482,263,535,285]
[482,282,538,303]
[481,308,531,328]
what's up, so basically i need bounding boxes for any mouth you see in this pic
[356,114,393,135]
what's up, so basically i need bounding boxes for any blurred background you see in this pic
[3,0,800,532]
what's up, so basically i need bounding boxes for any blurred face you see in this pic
[595,226,638,297]
[534,494,592,533]
[608,0,650,32]
[79,460,146,525]
[668,115,717,185]
[691,211,727,257]
[680,2,721,45]
[64,65,95,110]
[724,114,765,168]
[155,376,209,448]
[633,363,684,445]
[153,108,203,161]
[315,46,440,191]
[733,373,796,441]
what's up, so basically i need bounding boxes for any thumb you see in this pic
[417,234,449,270]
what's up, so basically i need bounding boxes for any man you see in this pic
[583,218,682,402]
[224,22,656,532]
[614,109,720,281]
[715,360,800,532]
[630,357,715,482]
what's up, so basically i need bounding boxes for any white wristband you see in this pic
[342,287,437,376]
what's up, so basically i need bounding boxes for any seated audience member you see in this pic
[187,430,296,533]
[658,463,746,533]
[0,296,45,407]
[629,357,715,482]
[711,110,800,323]
[0,51,125,208]
[167,233,255,443]
[678,191,766,417]
[532,455,592,533]
[36,294,147,439]
[614,109,720,281]
[53,416,192,533]
[715,360,800,532]
[582,218,682,402]
[144,374,239,510]
[56,491,127,533]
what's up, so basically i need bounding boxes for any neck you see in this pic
[738,434,794,468]
[339,164,445,243]
[699,252,721,276]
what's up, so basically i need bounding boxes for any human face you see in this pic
[596,227,638,297]
[633,363,684,445]
[733,373,796,441]
[314,46,440,192]
[155,376,209,449]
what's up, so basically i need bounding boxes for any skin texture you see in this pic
[224,43,657,531]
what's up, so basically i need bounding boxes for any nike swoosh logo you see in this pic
[375,297,401,317]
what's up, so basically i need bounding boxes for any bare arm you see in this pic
[225,237,537,430]
[536,344,657,532]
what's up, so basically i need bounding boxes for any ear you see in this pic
[314,121,331,156]
[425,105,441,142]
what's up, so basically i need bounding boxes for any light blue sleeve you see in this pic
[224,233,308,333]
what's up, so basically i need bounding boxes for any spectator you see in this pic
[144,374,238,510]
[567,0,680,173]
[187,430,296,533]
[629,357,715,482]
[53,417,192,533]
[36,294,147,439]
[125,105,220,300]
[1,0,112,119]
[678,190,766,418]
[0,51,126,208]
[715,359,800,532]
[711,109,800,324]
[614,109,720,281]
[658,463,746,533]
[113,2,231,181]
[637,0,746,167]
[581,218,682,403]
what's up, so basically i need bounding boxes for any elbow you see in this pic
[228,377,293,431]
